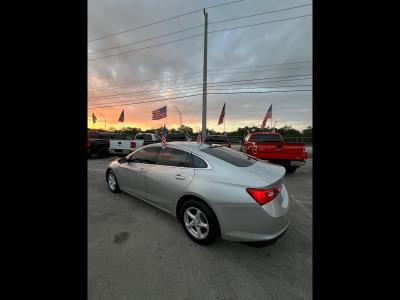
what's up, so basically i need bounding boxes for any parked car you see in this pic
[106,142,290,245]
[109,133,160,156]
[166,133,190,142]
[108,133,133,156]
[87,131,111,158]
[205,135,231,148]
[241,132,307,173]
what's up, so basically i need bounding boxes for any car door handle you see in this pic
[175,175,185,180]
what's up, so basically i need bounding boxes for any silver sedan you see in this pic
[106,142,290,245]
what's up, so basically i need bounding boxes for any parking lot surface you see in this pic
[88,155,312,300]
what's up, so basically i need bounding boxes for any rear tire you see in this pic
[179,199,220,245]
[285,166,297,174]
[106,170,120,193]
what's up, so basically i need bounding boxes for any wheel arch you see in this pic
[175,193,222,234]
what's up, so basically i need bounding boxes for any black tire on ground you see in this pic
[106,170,121,193]
[98,148,110,158]
[285,166,297,174]
[179,199,220,245]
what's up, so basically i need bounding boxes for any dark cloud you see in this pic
[88,0,312,130]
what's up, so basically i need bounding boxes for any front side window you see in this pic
[155,147,193,167]
[128,146,161,164]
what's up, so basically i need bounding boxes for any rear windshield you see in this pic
[109,134,132,140]
[250,134,282,142]
[201,146,257,167]
[136,134,152,140]
[205,136,229,143]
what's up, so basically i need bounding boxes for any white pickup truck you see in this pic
[109,133,161,155]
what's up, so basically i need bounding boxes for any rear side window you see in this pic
[192,155,208,168]
[201,147,257,167]
[129,147,161,164]
[250,134,282,142]
[156,147,193,167]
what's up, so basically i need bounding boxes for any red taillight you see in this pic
[246,186,282,206]
[130,141,136,148]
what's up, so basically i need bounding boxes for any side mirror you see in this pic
[118,157,127,164]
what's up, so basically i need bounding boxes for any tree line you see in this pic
[88,125,312,138]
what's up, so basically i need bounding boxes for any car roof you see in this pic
[250,132,280,135]
[145,142,207,151]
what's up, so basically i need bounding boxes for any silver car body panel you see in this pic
[108,142,290,242]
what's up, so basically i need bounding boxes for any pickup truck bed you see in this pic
[242,132,307,173]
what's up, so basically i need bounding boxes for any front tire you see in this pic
[107,170,120,193]
[179,199,220,245]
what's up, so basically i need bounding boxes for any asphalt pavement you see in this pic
[88,156,312,300]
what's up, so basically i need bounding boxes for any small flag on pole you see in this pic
[152,106,167,120]
[261,104,272,129]
[92,113,97,124]
[161,126,168,147]
[218,103,225,125]
[118,110,125,122]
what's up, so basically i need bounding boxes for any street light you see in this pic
[173,106,182,128]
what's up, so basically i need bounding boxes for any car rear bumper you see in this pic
[215,185,291,242]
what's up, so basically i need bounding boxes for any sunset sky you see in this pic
[88,0,312,132]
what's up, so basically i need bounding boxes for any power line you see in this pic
[89,84,312,106]
[89,4,312,55]
[88,60,311,91]
[89,24,204,55]
[89,77,312,102]
[88,33,203,61]
[208,89,311,95]
[88,14,312,62]
[88,67,311,99]
[88,0,246,42]
[89,89,312,109]
[208,14,312,34]
[88,75,312,102]
[208,3,311,25]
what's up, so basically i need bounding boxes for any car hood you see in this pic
[244,161,286,187]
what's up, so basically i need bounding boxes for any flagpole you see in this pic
[224,103,226,134]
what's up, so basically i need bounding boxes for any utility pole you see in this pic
[201,9,208,143]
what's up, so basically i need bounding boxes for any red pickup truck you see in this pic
[241,132,307,173]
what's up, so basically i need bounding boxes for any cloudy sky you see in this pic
[88,0,312,132]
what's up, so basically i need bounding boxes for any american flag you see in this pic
[196,133,201,144]
[161,126,167,147]
[152,106,167,120]
[261,104,272,129]
[218,103,225,125]
[92,113,97,123]
[118,110,125,122]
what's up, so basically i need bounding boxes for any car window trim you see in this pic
[127,145,162,164]
[167,145,212,169]
[154,146,194,168]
